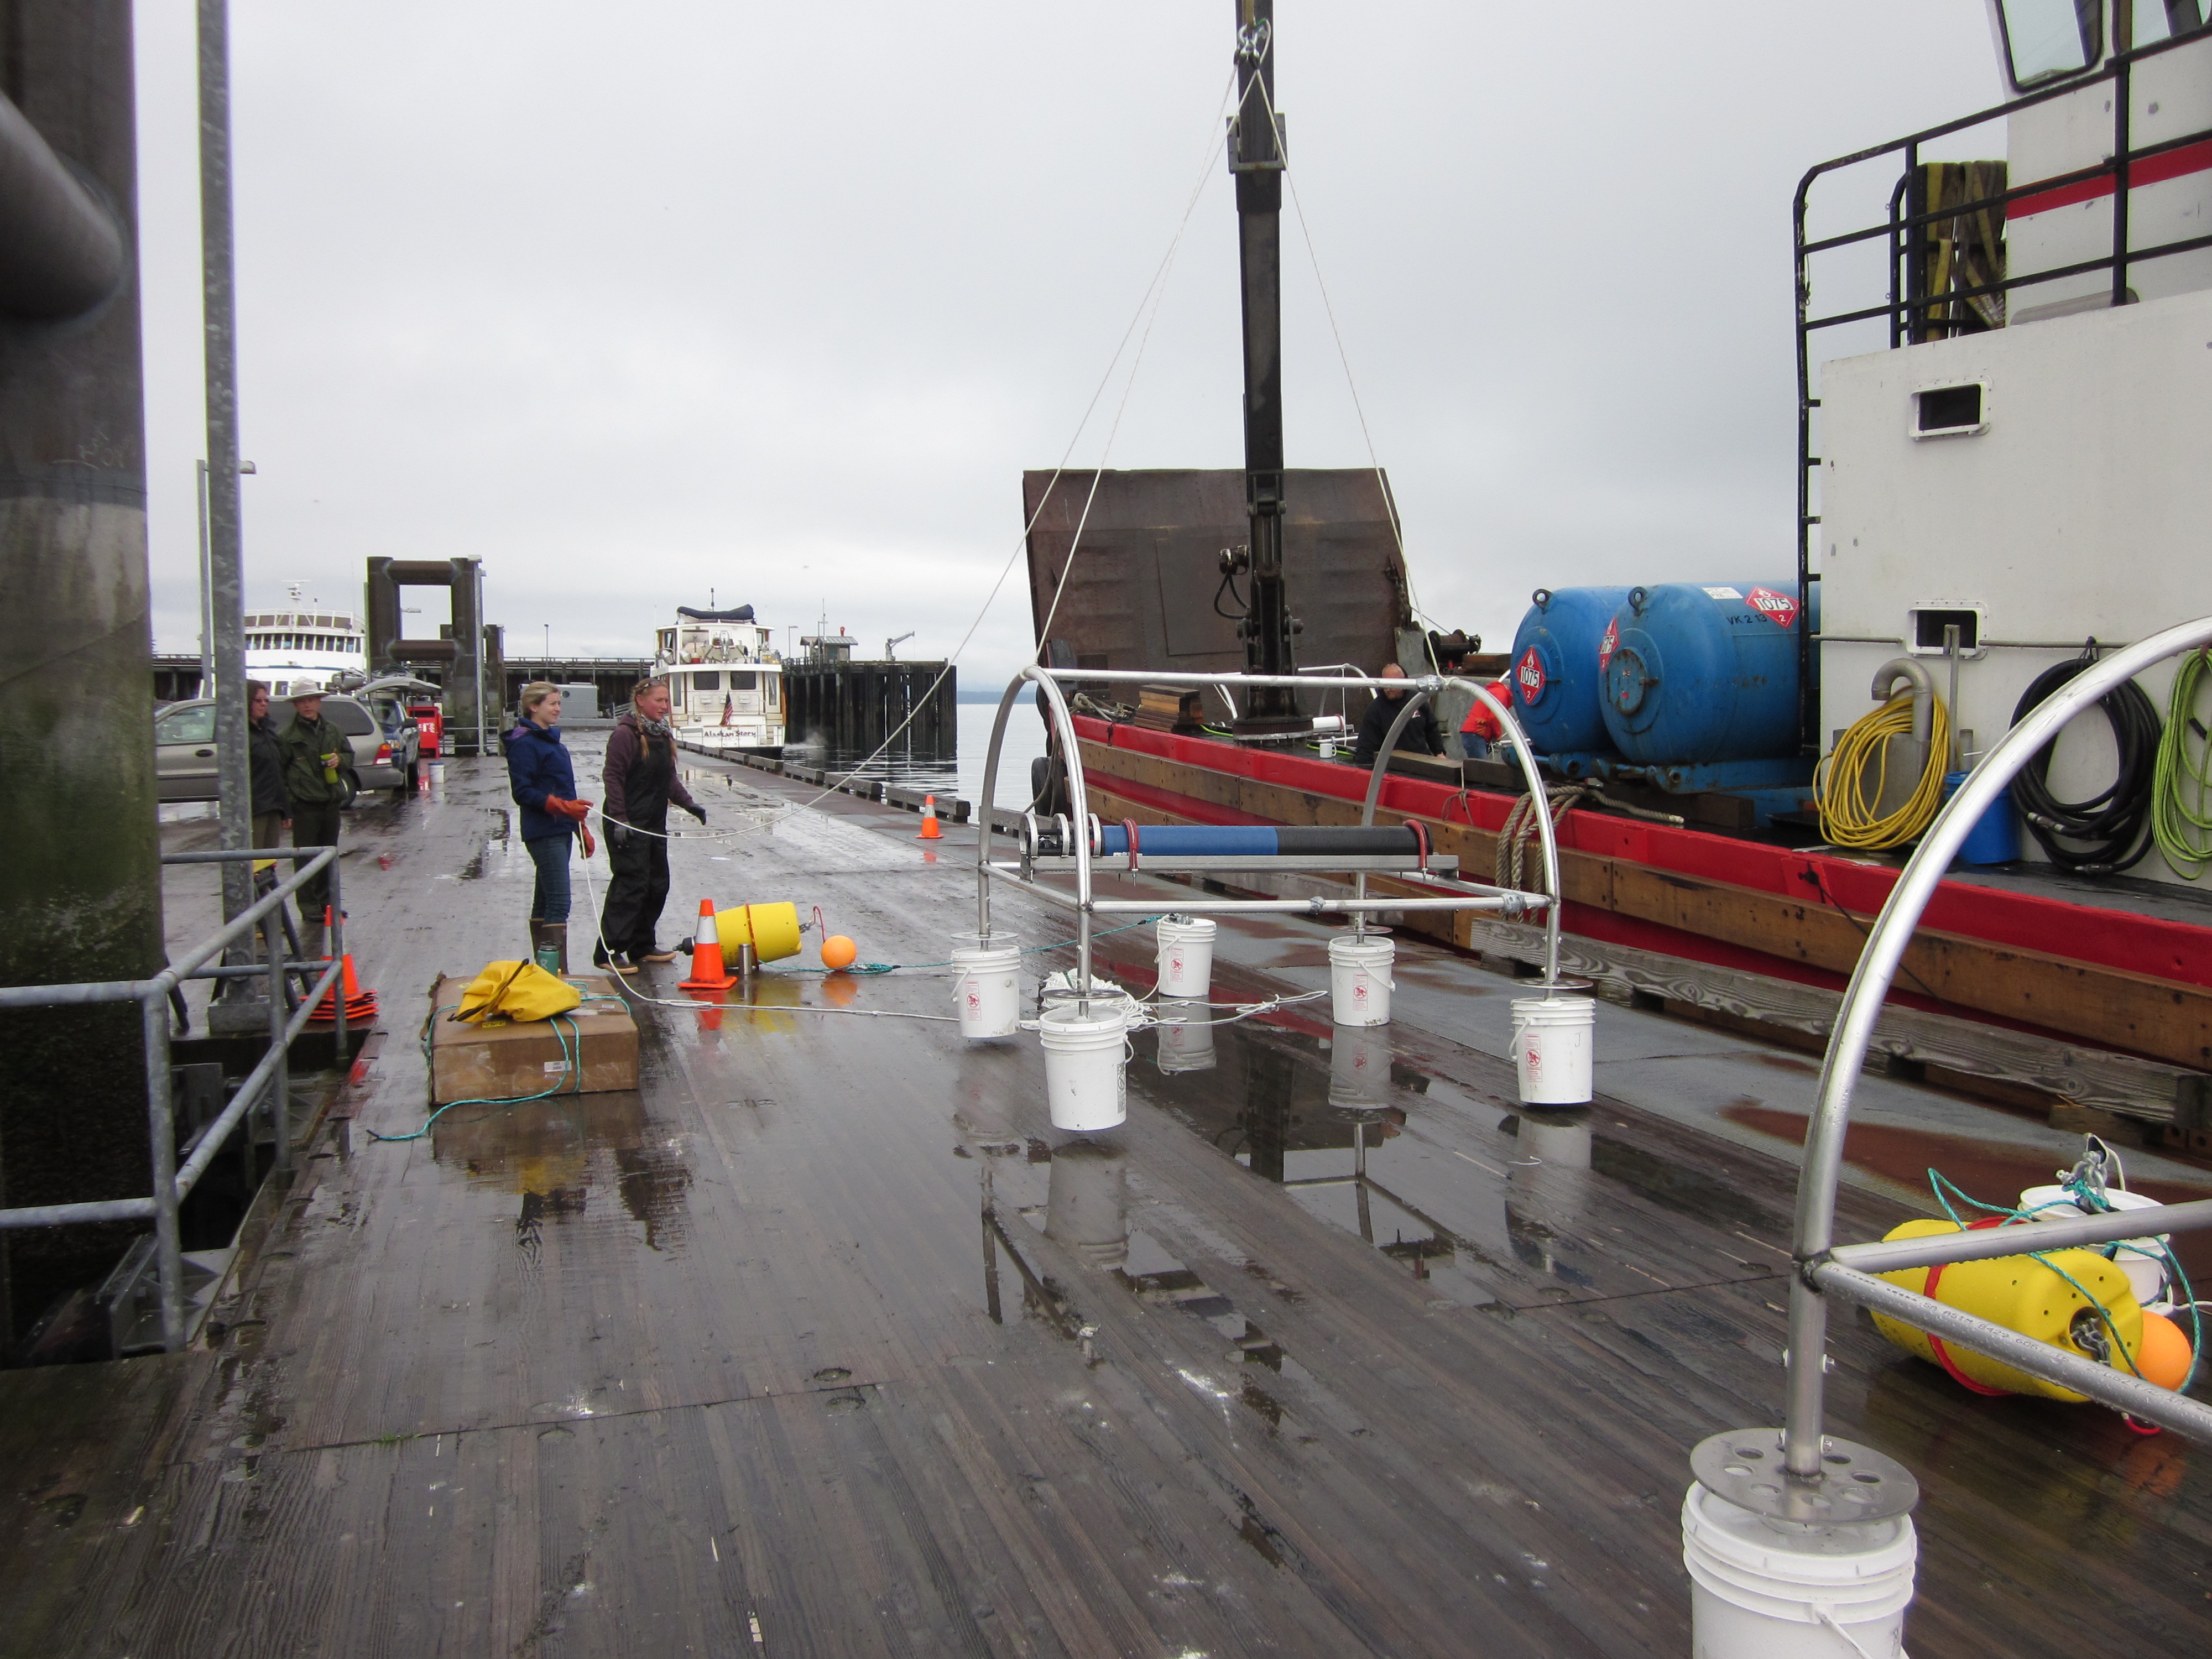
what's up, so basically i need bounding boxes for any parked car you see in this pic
[152,691,419,806]
[152,698,220,802]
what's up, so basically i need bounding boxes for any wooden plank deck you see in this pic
[2,746,2206,1655]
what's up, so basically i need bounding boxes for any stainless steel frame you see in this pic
[1702,617,2212,1524]
[975,668,1565,999]
[0,846,346,1353]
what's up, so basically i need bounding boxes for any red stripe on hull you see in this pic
[1073,716,2212,992]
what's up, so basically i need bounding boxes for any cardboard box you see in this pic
[429,972,639,1105]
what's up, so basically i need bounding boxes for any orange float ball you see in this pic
[820,933,858,971]
[2135,1310,2194,1391]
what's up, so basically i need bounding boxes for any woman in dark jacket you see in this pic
[504,682,595,971]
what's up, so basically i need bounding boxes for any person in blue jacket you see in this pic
[504,682,595,972]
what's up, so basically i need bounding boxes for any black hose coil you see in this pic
[2008,644,2162,875]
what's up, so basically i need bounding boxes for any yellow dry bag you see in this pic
[453,959,583,1026]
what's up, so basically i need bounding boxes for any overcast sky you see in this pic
[131,2,2004,685]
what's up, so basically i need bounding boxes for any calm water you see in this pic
[794,700,1048,812]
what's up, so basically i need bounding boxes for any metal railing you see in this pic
[974,668,1564,993]
[1790,28,2212,750]
[0,847,345,1353]
[1694,618,2212,1531]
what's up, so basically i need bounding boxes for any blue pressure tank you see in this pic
[1503,586,1633,755]
[1599,581,1814,764]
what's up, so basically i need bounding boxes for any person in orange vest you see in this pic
[1459,680,1513,760]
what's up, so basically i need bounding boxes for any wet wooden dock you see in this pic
[2,745,2207,1655]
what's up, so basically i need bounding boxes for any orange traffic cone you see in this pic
[917,794,942,840]
[677,899,735,990]
[307,953,378,1024]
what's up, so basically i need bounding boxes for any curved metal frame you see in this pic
[1780,617,2212,1473]
[976,668,1566,998]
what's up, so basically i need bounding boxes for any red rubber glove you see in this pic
[580,822,596,857]
[545,796,592,823]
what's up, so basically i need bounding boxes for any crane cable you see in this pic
[2152,646,2212,880]
[1813,691,1952,851]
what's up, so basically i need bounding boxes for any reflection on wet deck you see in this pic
[2,747,2206,1657]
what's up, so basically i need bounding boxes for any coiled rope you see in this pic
[1813,691,1952,851]
[2153,646,2212,880]
[1495,782,1594,894]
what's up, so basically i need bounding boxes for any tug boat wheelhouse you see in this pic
[652,603,785,752]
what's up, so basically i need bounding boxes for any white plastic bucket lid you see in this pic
[1329,935,1394,963]
[1040,1004,1130,1048]
[1157,916,1217,942]
[1682,1485,1916,1620]
[1512,994,1595,1026]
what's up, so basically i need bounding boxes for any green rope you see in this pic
[2153,647,2212,879]
[371,1005,592,1143]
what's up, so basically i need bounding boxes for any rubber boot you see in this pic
[528,919,546,964]
[300,918,327,963]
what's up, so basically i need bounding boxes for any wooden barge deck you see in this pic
[1,744,2207,1655]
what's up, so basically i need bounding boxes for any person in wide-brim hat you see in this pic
[276,677,348,953]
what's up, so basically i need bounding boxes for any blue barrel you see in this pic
[1504,586,1633,754]
[1599,582,1813,763]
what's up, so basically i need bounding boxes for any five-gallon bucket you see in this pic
[1154,916,1217,999]
[949,933,1021,1041]
[1682,1483,1916,1658]
[1040,1003,1130,1133]
[1329,934,1395,1026]
[1511,993,1595,1105]
[1154,1000,1217,1073]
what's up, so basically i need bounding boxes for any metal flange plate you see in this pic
[1690,1429,1919,1524]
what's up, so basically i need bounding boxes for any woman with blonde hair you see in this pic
[504,682,594,971]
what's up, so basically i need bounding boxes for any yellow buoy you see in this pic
[713,902,803,964]
[1870,1218,2145,1400]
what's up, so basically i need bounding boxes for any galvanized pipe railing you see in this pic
[1782,617,2212,1470]
[977,667,1566,991]
[0,846,346,1352]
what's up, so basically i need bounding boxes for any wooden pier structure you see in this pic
[782,659,956,757]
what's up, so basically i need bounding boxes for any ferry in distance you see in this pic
[243,582,367,690]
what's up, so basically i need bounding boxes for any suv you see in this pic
[152,692,418,806]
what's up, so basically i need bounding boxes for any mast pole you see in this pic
[1229,0,1301,731]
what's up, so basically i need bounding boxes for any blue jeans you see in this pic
[524,833,572,923]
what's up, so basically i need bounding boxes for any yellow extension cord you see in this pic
[1814,691,1953,851]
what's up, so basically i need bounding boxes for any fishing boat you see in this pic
[651,603,786,753]
[1035,3,2212,1149]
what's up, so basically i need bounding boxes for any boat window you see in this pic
[766,677,779,709]
[2130,0,2208,43]
[692,670,721,691]
[726,672,757,693]
[1995,0,2103,85]
[156,704,216,744]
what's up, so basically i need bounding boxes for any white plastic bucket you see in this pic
[1511,994,1595,1105]
[1327,1023,1394,1109]
[949,935,1021,1041]
[1154,999,1217,1074]
[2019,1184,2169,1304]
[1682,1483,1916,1658]
[1329,935,1395,1026]
[1040,1004,1129,1133]
[1155,916,1217,999]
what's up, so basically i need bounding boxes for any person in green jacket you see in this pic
[278,679,349,956]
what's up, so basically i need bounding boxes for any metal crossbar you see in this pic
[0,846,346,1353]
[975,667,1565,994]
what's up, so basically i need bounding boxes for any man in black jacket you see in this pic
[596,678,706,972]
[1352,662,1446,768]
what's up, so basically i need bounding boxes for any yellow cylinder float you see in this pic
[1870,1218,2145,1400]
[714,902,803,964]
